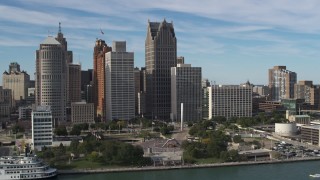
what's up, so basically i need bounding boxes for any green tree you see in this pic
[12,124,25,133]
[207,131,231,158]
[54,126,68,136]
[69,139,79,154]
[212,116,227,124]
[233,135,243,143]
[88,151,100,162]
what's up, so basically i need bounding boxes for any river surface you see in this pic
[57,161,320,180]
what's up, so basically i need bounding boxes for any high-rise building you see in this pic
[68,63,81,106]
[171,64,202,122]
[145,19,177,120]
[212,84,252,120]
[140,67,147,92]
[81,69,93,102]
[2,62,30,105]
[105,41,135,121]
[134,67,141,115]
[294,80,320,109]
[0,86,11,122]
[36,36,67,123]
[137,67,147,116]
[32,105,53,151]
[202,79,211,120]
[268,66,297,101]
[93,39,112,121]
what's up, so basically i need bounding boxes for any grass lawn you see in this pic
[55,159,122,170]
[195,157,223,164]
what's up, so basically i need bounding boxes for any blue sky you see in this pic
[1,0,320,85]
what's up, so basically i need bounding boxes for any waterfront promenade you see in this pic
[58,156,320,175]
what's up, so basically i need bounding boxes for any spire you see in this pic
[59,22,62,34]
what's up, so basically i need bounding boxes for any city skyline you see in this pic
[2,1,320,85]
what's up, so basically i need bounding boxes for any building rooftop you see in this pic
[293,115,310,118]
[302,124,320,129]
[41,36,61,45]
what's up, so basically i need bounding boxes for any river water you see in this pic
[57,161,320,180]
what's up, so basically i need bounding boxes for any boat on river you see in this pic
[310,174,320,178]
[0,146,57,179]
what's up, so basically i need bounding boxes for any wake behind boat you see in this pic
[310,174,320,178]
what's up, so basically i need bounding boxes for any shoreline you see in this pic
[58,157,320,175]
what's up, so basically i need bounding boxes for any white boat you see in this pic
[310,174,320,178]
[0,154,57,179]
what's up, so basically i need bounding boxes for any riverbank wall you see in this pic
[58,157,320,175]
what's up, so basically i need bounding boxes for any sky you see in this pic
[1,0,320,85]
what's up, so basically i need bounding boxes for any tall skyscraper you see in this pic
[36,31,68,124]
[105,41,134,121]
[93,39,112,121]
[0,86,11,122]
[68,63,81,105]
[212,84,252,120]
[2,62,30,105]
[202,79,211,120]
[134,67,141,115]
[171,64,202,122]
[268,66,297,101]
[145,19,177,120]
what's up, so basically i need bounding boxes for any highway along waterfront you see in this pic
[57,160,320,180]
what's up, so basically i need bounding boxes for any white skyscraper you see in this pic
[35,36,67,123]
[105,41,135,121]
[35,24,72,124]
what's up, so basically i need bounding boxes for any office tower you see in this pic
[81,69,93,102]
[212,84,252,120]
[145,19,177,120]
[294,80,320,109]
[202,79,211,120]
[0,86,11,122]
[105,41,134,121]
[93,39,112,120]
[137,67,147,116]
[32,106,53,151]
[134,67,141,115]
[2,62,30,105]
[68,63,81,105]
[71,102,94,124]
[56,22,73,64]
[268,66,297,101]
[171,64,202,122]
[35,36,67,123]
[140,67,147,92]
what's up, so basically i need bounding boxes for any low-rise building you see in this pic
[19,106,32,120]
[288,114,310,125]
[275,123,297,136]
[32,106,53,151]
[71,102,94,124]
[301,125,320,146]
